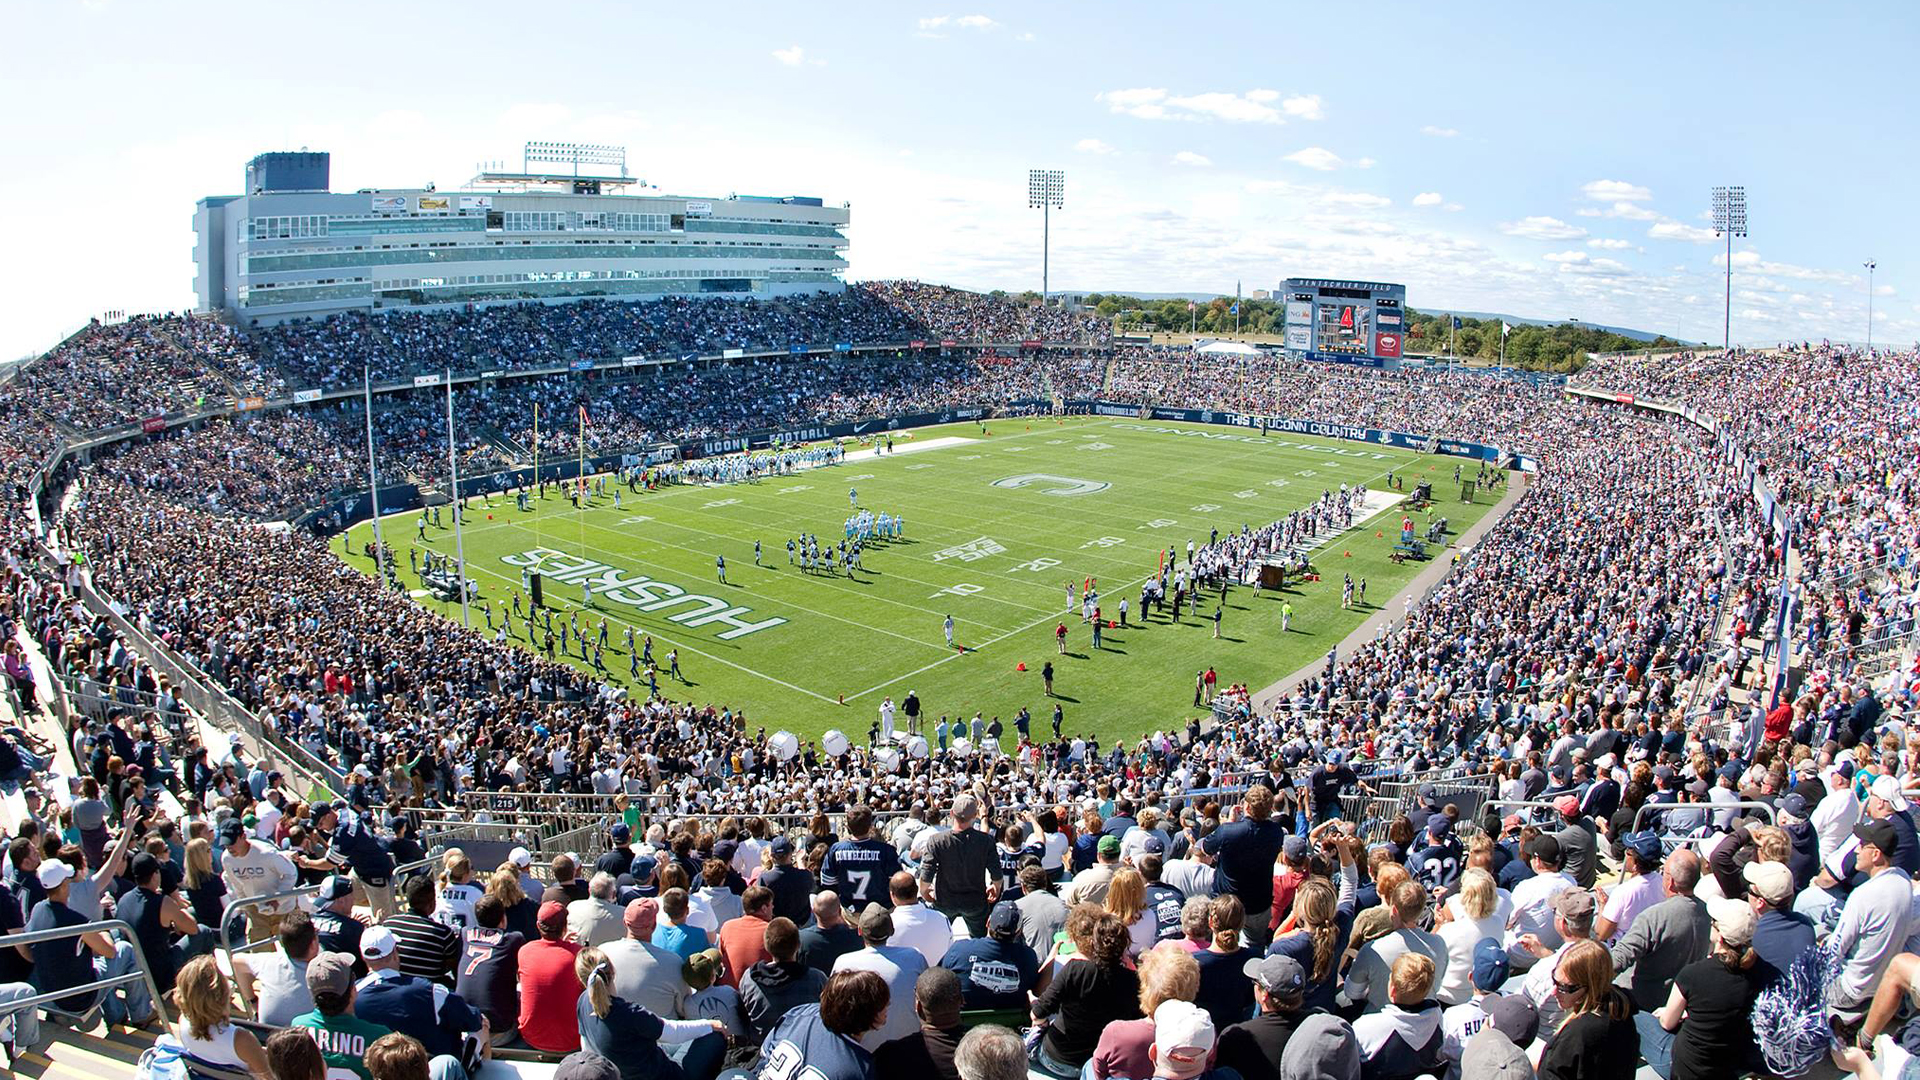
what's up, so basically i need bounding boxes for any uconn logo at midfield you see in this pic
[503,548,786,639]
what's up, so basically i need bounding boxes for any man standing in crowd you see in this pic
[1209,786,1285,950]
[918,795,998,937]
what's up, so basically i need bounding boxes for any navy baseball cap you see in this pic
[1282,835,1310,861]
[1472,938,1512,991]
[1623,831,1663,864]
[769,836,794,858]
[988,901,1021,935]
[610,824,631,843]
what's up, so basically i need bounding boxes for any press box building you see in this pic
[194,149,850,324]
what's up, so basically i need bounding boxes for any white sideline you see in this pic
[839,434,976,462]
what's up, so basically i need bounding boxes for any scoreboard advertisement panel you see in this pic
[1279,278,1408,368]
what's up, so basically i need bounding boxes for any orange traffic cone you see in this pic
[1017,662,1027,672]
[1344,550,1352,557]
[1376,530,1383,538]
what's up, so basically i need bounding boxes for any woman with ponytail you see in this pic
[1268,876,1351,1014]
[1193,893,1257,1031]
[574,947,730,1080]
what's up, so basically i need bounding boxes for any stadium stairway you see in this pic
[7,1020,151,1080]
[479,425,532,465]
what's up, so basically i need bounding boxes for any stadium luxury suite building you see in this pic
[194,146,850,324]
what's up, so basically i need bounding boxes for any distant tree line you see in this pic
[1076,292,1691,372]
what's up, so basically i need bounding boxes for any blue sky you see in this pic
[3,0,1915,358]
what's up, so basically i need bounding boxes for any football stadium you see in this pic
[0,11,1915,1080]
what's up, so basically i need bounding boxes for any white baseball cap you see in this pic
[37,860,74,890]
[509,846,533,869]
[1152,1000,1217,1073]
[360,926,398,960]
[1871,775,1911,813]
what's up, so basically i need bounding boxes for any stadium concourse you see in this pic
[0,286,1909,1080]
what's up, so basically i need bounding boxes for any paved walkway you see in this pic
[1249,469,1532,712]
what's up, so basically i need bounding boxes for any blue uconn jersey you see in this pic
[820,837,902,908]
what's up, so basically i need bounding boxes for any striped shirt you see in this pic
[383,913,459,987]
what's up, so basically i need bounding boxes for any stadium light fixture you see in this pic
[1864,260,1877,351]
[1028,169,1065,301]
[1711,186,1747,353]
[523,141,628,177]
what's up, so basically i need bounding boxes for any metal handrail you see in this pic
[0,918,171,1027]
[218,855,440,956]
[1631,799,1774,835]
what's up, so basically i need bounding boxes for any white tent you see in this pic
[1192,339,1262,356]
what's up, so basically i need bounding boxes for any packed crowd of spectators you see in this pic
[1575,345,1920,686]
[859,282,1111,347]
[11,315,284,432]
[1,293,1919,1080]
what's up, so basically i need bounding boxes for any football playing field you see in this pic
[340,416,1502,747]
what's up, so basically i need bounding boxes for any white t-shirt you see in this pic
[1504,870,1573,962]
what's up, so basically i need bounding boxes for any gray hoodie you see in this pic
[1280,1013,1361,1080]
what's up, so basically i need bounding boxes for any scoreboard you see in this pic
[1280,278,1408,368]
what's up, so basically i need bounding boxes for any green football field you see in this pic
[339,416,1502,747]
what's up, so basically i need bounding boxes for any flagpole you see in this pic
[532,402,541,498]
[446,369,471,628]
[577,406,586,503]
[362,365,385,577]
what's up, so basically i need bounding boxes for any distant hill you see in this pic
[1442,311,1699,345]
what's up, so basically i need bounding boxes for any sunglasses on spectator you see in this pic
[1553,978,1582,997]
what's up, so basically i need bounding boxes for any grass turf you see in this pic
[339,416,1502,748]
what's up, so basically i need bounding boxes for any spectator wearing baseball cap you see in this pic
[1552,796,1599,889]
[1515,887,1596,1030]
[1065,834,1123,907]
[17,857,155,1030]
[1458,994,1537,1080]
[831,903,929,1050]
[939,900,1039,1011]
[1504,834,1572,968]
[760,835,817,926]
[1739,861,1812,985]
[516,900,585,1053]
[599,897,689,1022]
[1652,897,1762,1080]
[291,951,393,1080]
[351,924,491,1070]
[1147,999,1236,1080]
[1594,832,1664,943]
[308,875,367,973]
[1218,953,1308,1080]
[1269,835,1313,932]
[216,815,299,944]
[1828,818,1914,1028]
[116,849,203,996]
[1608,847,1711,1073]
[1438,939,1511,1075]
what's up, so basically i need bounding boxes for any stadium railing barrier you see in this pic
[219,855,440,957]
[1631,800,1774,850]
[0,917,172,1030]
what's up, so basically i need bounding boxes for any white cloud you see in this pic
[1420,125,1458,137]
[1581,179,1652,202]
[1097,87,1312,124]
[1587,238,1633,249]
[1648,221,1717,243]
[1412,192,1444,207]
[1500,216,1588,241]
[955,14,997,28]
[1605,201,1659,221]
[1074,138,1116,155]
[1320,191,1390,209]
[1282,94,1324,120]
[1170,151,1212,167]
[1544,250,1630,276]
[1353,157,1376,169]
[1544,251,1588,263]
[917,15,949,29]
[1284,147,1345,171]
[771,45,806,66]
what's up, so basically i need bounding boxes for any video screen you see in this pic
[1314,301,1372,355]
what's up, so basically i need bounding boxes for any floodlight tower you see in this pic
[1711,186,1747,353]
[1028,169,1065,301]
[1864,260,1878,351]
